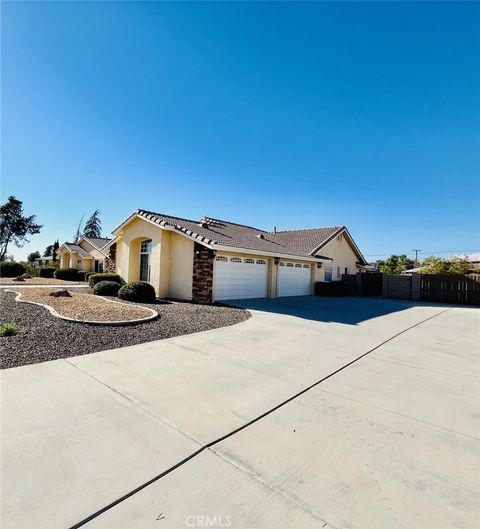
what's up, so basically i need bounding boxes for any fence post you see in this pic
[355,273,362,296]
[411,274,421,301]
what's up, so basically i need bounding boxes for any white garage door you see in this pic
[278,262,311,297]
[214,256,268,300]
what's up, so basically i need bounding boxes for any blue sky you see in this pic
[2,1,479,262]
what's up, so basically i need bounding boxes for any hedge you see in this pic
[88,273,123,289]
[54,268,81,281]
[39,267,57,278]
[0,261,26,277]
[84,272,95,283]
[118,281,156,303]
[92,280,121,297]
[314,281,354,297]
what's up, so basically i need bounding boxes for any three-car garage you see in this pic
[213,254,313,301]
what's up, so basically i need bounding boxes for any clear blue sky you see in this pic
[2,1,479,262]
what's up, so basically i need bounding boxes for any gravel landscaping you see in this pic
[0,277,85,286]
[0,289,250,369]
[10,288,156,323]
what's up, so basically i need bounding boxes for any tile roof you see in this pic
[134,210,336,259]
[64,243,93,259]
[83,237,112,250]
[266,227,343,255]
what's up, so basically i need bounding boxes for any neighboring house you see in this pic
[105,209,367,302]
[31,256,56,268]
[57,237,112,273]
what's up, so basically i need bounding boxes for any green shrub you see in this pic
[26,266,40,277]
[118,281,156,303]
[88,273,123,289]
[0,261,26,278]
[314,281,354,297]
[54,268,80,281]
[93,280,121,297]
[0,323,18,337]
[39,267,57,278]
[84,271,95,282]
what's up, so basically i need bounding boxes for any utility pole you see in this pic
[412,249,422,268]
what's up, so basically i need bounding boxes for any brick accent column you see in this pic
[192,243,215,303]
[104,243,116,273]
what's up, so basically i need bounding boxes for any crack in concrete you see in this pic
[63,358,205,448]
[315,387,480,441]
[207,446,338,528]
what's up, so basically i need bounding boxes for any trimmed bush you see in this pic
[84,271,95,282]
[39,267,56,278]
[93,280,121,297]
[118,281,156,303]
[0,323,18,337]
[0,261,26,278]
[314,281,354,297]
[88,273,123,289]
[54,268,80,281]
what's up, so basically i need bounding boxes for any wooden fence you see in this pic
[420,274,480,305]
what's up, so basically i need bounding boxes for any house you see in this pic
[104,209,367,302]
[57,237,112,273]
[31,256,56,268]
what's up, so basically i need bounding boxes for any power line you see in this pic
[363,248,480,257]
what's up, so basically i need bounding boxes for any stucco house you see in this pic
[103,209,367,303]
[57,237,112,273]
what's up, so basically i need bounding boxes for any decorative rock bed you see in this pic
[8,289,158,325]
[0,289,250,369]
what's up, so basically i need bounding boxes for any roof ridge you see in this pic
[200,216,267,233]
[271,226,343,234]
[137,209,199,225]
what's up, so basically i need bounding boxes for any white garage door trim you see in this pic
[214,256,268,301]
[278,261,311,297]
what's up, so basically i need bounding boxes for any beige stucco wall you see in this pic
[79,240,107,262]
[114,217,194,299]
[315,233,360,281]
[169,233,194,300]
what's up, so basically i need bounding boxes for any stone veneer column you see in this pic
[192,242,215,303]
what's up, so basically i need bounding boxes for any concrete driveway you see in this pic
[1,296,479,529]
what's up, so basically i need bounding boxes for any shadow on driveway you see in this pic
[224,295,448,325]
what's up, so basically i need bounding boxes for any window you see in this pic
[77,259,82,265]
[345,267,349,275]
[230,257,242,263]
[295,264,302,268]
[256,260,266,265]
[139,239,152,282]
[216,256,227,262]
[279,262,285,266]
[303,264,310,269]
[244,258,255,264]
[324,266,332,282]
[336,234,343,242]
[337,266,341,279]
[286,263,294,267]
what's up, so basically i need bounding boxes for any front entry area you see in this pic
[214,255,268,301]
[278,261,311,296]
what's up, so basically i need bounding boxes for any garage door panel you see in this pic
[278,262,311,297]
[214,257,268,300]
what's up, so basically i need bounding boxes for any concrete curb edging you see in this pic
[7,290,159,326]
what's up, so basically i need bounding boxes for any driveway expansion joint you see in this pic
[68,306,452,529]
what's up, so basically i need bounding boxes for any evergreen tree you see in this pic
[83,210,102,238]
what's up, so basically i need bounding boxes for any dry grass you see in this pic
[0,277,85,286]
[10,289,155,323]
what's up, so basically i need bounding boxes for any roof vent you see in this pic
[256,234,265,239]
[198,222,209,229]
